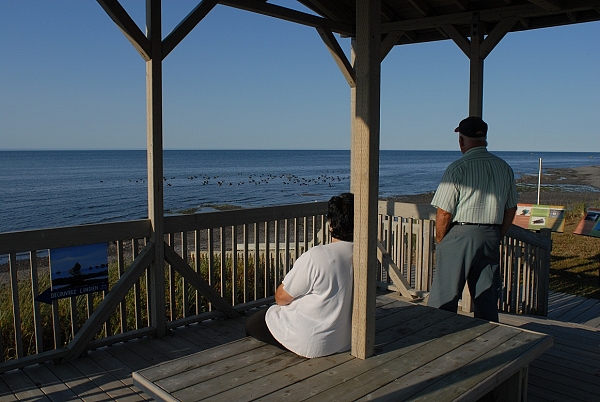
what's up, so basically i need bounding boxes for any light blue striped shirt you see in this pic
[431,147,518,224]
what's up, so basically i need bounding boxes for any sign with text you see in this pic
[36,243,109,303]
[513,204,566,233]
[573,208,600,238]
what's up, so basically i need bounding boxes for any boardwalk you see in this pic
[0,291,598,401]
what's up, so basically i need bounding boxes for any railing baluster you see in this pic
[208,228,214,310]
[181,231,189,318]
[243,224,249,303]
[132,239,142,329]
[117,240,127,333]
[284,219,290,276]
[232,225,238,306]
[30,251,43,354]
[254,223,259,301]
[168,234,176,320]
[220,227,227,298]
[264,221,270,298]
[274,220,281,292]
[9,253,23,358]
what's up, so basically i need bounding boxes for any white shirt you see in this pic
[265,241,353,358]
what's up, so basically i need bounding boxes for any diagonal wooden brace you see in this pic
[63,241,156,362]
[164,242,239,318]
[377,241,419,300]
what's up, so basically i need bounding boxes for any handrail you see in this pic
[0,200,551,371]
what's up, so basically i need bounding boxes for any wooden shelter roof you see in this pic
[225,0,600,43]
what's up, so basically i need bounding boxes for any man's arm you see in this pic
[274,283,295,306]
[500,206,517,236]
[435,208,453,243]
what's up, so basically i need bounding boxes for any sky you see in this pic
[0,1,599,152]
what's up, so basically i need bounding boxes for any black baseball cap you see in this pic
[454,117,488,138]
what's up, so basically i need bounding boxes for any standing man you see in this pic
[428,117,518,322]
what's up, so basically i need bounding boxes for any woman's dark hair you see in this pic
[328,193,354,241]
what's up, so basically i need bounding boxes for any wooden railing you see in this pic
[376,201,552,316]
[0,201,551,372]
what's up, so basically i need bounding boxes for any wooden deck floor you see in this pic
[1,291,598,401]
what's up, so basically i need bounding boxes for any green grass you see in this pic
[0,252,272,362]
[549,201,600,299]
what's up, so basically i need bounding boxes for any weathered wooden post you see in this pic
[351,0,381,359]
[146,0,167,336]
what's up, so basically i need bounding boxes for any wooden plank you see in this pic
[135,337,262,383]
[529,367,600,401]
[302,322,498,401]
[188,351,354,402]
[23,363,81,401]
[8,253,23,358]
[160,346,292,396]
[0,366,50,401]
[377,201,437,221]
[261,313,483,402]
[558,297,600,323]
[174,351,304,401]
[548,294,588,319]
[164,202,327,234]
[408,330,552,402]
[0,376,18,402]
[72,352,146,401]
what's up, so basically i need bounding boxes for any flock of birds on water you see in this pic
[127,172,350,188]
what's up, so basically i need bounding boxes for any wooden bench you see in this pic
[133,296,552,401]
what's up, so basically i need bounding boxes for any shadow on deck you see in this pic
[0,291,598,401]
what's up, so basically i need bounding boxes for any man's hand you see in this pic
[275,283,294,306]
[436,208,453,243]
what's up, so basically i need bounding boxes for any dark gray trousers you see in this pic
[427,224,501,322]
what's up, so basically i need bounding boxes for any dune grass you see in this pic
[549,201,600,299]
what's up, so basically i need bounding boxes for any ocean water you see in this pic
[1,149,599,233]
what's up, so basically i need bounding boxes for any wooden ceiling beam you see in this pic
[408,0,433,16]
[162,0,218,59]
[453,0,473,11]
[527,0,563,12]
[298,0,354,22]
[219,0,354,36]
[381,1,600,33]
[96,0,151,61]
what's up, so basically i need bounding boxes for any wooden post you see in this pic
[146,0,167,337]
[352,0,381,360]
[469,12,484,118]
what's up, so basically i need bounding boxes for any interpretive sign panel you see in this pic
[573,208,600,238]
[513,203,566,233]
[36,243,109,303]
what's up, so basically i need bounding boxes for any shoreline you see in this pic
[384,165,600,206]
[2,165,599,278]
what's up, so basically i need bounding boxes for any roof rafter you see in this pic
[381,1,600,33]
[96,0,152,61]
[316,27,356,87]
[219,0,354,36]
[162,0,218,59]
[528,0,563,11]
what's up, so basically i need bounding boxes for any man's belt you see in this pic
[453,222,500,228]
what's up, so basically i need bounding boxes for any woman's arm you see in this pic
[275,283,295,306]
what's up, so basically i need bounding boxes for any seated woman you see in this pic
[245,193,354,358]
